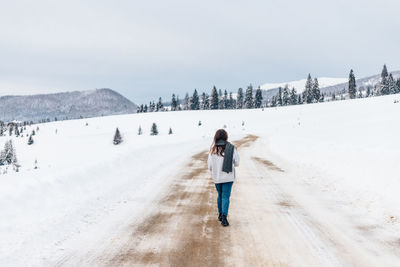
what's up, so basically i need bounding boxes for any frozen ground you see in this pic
[1,94,400,266]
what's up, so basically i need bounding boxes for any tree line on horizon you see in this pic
[136,64,400,112]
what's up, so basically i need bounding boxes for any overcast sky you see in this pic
[0,0,399,103]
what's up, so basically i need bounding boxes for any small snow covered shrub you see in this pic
[150,123,158,136]
[28,135,34,145]
[113,128,122,145]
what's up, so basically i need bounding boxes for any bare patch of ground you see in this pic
[276,200,295,208]
[232,134,259,148]
[252,156,284,172]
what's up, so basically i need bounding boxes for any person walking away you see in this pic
[207,129,240,227]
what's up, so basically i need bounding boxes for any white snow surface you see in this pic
[1,94,400,265]
[261,77,347,91]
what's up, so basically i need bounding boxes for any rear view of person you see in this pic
[207,129,240,227]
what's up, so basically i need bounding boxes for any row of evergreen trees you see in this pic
[137,85,264,113]
[375,65,400,96]
[137,64,400,112]
[347,65,400,99]
[271,74,325,107]
[272,65,400,108]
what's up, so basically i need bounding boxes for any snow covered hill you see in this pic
[1,94,400,265]
[0,88,137,122]
[260,77,346,100]
[261,77,347,91]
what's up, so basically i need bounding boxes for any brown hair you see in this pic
[210,129,228,156]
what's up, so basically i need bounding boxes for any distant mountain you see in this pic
[320,71,400,95]
[260,77,347,100]
[0,88,137,122]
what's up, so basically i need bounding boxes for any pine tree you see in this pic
[348,69,357,99]
[223,90,229,109]
[244,84,254,108]
[190,89,200,110]
[396,78,400,94]
[270,96,277,107]
[204,94,210,110]
[277,87,283,106]
[254,87,263,108]
[168,127,173,135]
[236,88,244,109]
[171,94,177,111]
[297,94,303,104]
[332,92,336,101]
[183,93,190,110]
[305,74,313,103]
[200,92,206,110]
[282,85,289,106]
[150,123,158,136]
[320,93,325,102]
[156,97,163,111]
[113,128,122,145]
[176,96,181,110]
[210,86,219,109]
[229,92,235,109]
[381,64,388,79]
[380,65,389,95]
[388,73,396,94]
[28,135,34,145]
[0,140,17,166]
[138,125,142,135]
[290,88,297,105]
[148,101,154,112]
[312,78,320,102]
[366,86,371,97]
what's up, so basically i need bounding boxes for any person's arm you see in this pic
[233,149,240,167]
[207,153,212,171]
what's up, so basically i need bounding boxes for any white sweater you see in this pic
[207,149,240,184]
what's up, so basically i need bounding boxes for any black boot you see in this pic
[218,213,223,221]
[221,214,229,227]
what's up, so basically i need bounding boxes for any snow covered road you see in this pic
[56,134,400,266]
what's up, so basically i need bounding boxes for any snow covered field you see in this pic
[1,94,400,266]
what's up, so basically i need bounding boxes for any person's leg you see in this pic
[221,182,233,216]
[215,183,223,215]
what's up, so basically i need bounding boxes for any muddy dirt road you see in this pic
[60,135,400,266]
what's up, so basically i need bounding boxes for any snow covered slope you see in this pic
[0,88,137,122]
[261,77,347,91]
[1,93,400,265]
[260,77,347,100]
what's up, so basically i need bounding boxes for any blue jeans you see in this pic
[215,182,233,216]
